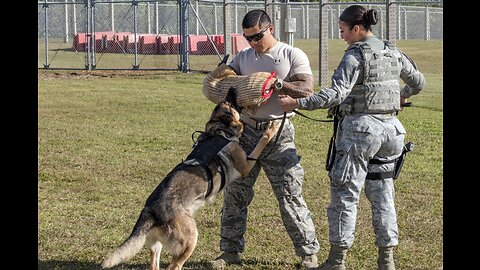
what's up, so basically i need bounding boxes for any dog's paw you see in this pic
[264,120,281,139]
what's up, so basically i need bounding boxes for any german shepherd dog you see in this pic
[101,94,280,270]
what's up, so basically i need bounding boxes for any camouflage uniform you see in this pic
[220,119,320,256]
[296,36,425,249]
[218,40,320,258]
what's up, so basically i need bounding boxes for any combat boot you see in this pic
[317,245,348,270]
[207,252,241,269]
[299,254,318,269]
[377,246,395,270]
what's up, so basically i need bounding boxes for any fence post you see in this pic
[86,0,92,70]
[133,0,139,69]
[179,0,190,72]
[301,5,305,39]
[265,0,273,24]
[233,0,238,34]
[147,2,151,34]
[223,0,232,58]
[155,1,159,34]
[404,6,408,39]
[195,0,199,35]
[386,0,397,44]
[397,3,401,40]
[319,0,328,87]
[285,0,294,46]
[73,0,77,35]
[306,5,310,39]
[64,0,69,43]
[378,6,383,40]
[91,0,97,69]
[110,0,115,31]
[327,6,332,39]
[337,5,341,39]
[214,4,218,35]
[43,0,49,68]
[425,5,430,40]
[271,0,279,39]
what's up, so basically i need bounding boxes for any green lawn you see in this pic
[38,39,442,270]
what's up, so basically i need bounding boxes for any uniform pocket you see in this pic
[394,122,406,135]
[329,143,354,186]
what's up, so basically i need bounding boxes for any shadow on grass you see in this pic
[408,104,443,112]
[37,260,220,270]
[38,259,290,269]
[38,260,149,270]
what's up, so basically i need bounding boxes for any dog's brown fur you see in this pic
[101,101,280,270]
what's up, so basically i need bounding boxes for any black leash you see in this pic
[261,112,287,159]
[290,109,337,171]
[191,130,205,144]
[325,114,339,171]
[292,109,334,123]
[260,110,331,160]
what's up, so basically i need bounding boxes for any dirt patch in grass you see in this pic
[38,69,207,81]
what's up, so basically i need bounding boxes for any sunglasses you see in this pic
[243,25,270,42]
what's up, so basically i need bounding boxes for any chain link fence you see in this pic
[38,0,442,75]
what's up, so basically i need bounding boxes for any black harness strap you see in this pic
[202,161,228,198]
[366,158,396,180]
[200,163,215,198]
[368,159,396,165]
[183,134,231,197]
[217,167,227,193]
[262,112,287,159]
[366,171,395,180]
[172,161,225,198]
[366,142,414,180]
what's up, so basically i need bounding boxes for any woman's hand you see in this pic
[400,96,413,109]
[278,94,299,112]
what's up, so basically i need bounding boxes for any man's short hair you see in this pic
[242,9,271,29]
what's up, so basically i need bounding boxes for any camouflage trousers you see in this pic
[328,114,405,248]
[219,119,320,256]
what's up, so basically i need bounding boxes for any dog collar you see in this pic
[214,129,239,142]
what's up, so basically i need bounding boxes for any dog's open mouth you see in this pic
[225,87,243,113]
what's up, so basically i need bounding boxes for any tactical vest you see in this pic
[340,40,402,115]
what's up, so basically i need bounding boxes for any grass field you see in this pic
[38,39,443,270]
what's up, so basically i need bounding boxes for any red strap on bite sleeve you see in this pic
[261,71,276,100]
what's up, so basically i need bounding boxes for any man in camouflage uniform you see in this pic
[278,5,425,270]
[205,9,320,269]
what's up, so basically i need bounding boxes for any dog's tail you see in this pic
[101,211,155,269]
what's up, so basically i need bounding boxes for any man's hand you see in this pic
[278,94,299,112]
[264,77,275,91]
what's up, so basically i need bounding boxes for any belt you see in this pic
[374,111,398,116]
[351,111,398,116]
[240,115,286,130]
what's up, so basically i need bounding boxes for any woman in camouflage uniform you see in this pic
[278,5,425,270]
